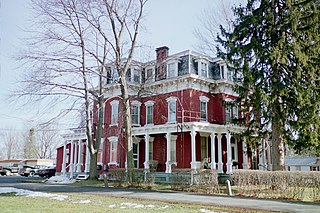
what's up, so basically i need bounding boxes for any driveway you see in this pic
[0,176,319,212]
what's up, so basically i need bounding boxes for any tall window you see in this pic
[200,96,209,121]
[97,138,104,164]
[131,101,141,126]
[232,105,238,119]
[200,62,208,77]
[226,106,231,123]
[145,101,154,125]
[166,97,177,123]
[108,137,118,164]
[167,63,175,78]
[110,100,119,125]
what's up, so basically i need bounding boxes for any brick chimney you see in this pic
[155,46,169,80]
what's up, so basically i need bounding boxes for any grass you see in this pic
[0,192,271,213]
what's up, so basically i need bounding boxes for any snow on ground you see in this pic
[108,202,169,210]
[0,187,68,201]
[45,175,77,184]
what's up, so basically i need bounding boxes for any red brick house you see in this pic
[56,47,271,178]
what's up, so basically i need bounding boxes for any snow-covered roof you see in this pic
[285,157,320,166]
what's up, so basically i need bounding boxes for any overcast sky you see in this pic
[0,0,242,132]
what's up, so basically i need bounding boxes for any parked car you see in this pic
[19,165,41,177]
[38,166,56,178]
[0,164,19,176]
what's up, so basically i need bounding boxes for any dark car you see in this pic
[38,166,56,178]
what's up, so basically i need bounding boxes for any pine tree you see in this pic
[218,0,320,170]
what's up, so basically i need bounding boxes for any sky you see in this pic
[0,0,241,133]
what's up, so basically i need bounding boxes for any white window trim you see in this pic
[131,100,141,126]
[166,96,178,123]
[108,136,118,166]
[144,100,155,126]
[110,100,119,126]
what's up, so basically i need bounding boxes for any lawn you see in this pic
[0,191,271,213]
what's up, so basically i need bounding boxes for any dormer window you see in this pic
[167,63,175,78]
[200,62,208,77]
[195,58,209,78]
[166,59,179,78]
[133,68,141,83]
[145,67,154,82]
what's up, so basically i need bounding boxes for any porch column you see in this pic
[165,132,171,173]
[73,140,78,172]
[70,140,75,178]
[210,133,216,170]
[144,133,150,171]
[243,138,248,169]
[85,140,90,173]
[226,132,232,174]
[62,140,67,176]
[190,128,197,170]
[77,140,83,172]
[258,141,264,170]
[217,133,223,173]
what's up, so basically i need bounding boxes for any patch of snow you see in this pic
[199,209,228,213]
[0,187,68,201]
[73,200,91,204]
[46,175,77,184]
[109,202,169,210]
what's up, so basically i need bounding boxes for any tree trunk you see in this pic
[119,76,133,183]
[271,118,285,171]
[89,151,98,179]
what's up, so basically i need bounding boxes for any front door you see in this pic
[133,143,139,168]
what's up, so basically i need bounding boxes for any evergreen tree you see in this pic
[218,0,320,170]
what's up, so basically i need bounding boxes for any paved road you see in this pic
[0,176,319,212]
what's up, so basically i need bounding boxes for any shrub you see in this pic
[231,170,320,201]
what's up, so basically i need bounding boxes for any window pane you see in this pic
[131,105,139,125]
[146,69,153,80]
[147,105,153,124]
[111,141,117,162]
[201,62,207,77]
[226,106,231,123]
[168,101,176,122]
[200,101,207,121]
[168,63,175,78]
[111,104,118,124]
[133,69,140,83]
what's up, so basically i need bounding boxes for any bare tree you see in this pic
[16,0,147,180]
[103,0,147,182]
[3,128,20,159]
[36,123,60,159]
[194,0,245,55]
